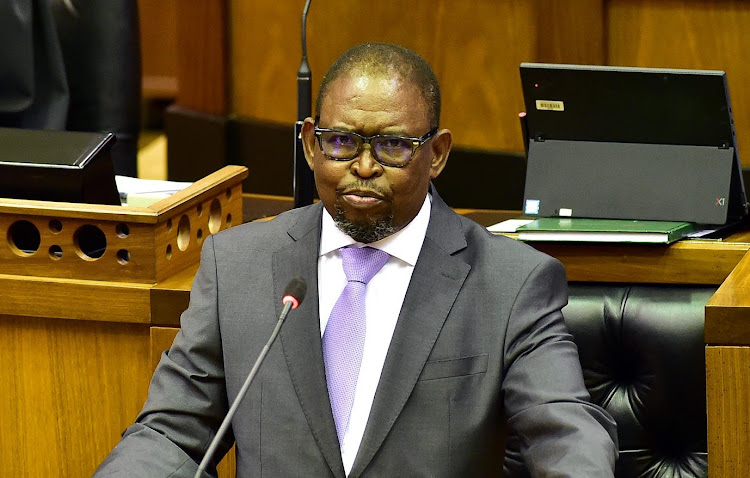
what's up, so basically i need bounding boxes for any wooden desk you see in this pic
[0,167,246,476]
[705,251,750,477]
[5,195,747,476]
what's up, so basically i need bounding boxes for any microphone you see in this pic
[293,0,315,208]
[194,278,308,477]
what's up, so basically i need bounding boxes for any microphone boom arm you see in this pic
[294,0,314,208]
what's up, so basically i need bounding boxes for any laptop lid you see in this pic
[520,63,748,225]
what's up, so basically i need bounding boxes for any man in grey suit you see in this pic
[96,43,617,477]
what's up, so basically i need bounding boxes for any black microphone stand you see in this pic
[294,0,314,208]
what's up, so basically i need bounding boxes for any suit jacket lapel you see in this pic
[276,203,346,478]
[349,190,471,477]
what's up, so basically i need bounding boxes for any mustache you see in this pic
[338,181,391,200]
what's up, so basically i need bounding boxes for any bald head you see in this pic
[315,43,441,129]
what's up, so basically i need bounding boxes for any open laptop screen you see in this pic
[520,63,747,225]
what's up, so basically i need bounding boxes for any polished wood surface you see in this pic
[0,274,153,324]
[0,168,250,476]
[175,0,228,115]
[706,346,750,477]
[608,0,750,160]
[231,0,605,153]
[0,166,247,283]
[218,0,750,162]
[138,0,179,99]
[532,240,749,285]
[143,1,750,166]
[706,250,750,344]
[0,315,150,476]
[534,0,605,64]
[458,208,750,285]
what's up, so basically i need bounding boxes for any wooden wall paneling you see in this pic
[533,0,606,64]
[138,0,179,98]
[176,0,229,115]
[166,1,230,182]
[232,0,546,153]
[706,346,750,477]
[0,316,150,476]
[607,0,750,166]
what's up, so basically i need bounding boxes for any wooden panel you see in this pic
[230,0,605,152]
[0,274,153,323]
[0,316,150,476]
[706,346,750,477]
[607,0,750,166]
[534,0,605,63]
[138,0,179,98]
[532,239,749,284]
[0,166,247,284]
[706,246,750,344]
[0,213,160,282]
[150,264,197,327]
[176,0,228,114]
[465,207,750,284]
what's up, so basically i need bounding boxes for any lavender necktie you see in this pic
[323,246,390,444]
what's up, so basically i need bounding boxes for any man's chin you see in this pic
[334,206,395,243]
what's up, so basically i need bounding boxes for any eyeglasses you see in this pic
[313,126,438,168]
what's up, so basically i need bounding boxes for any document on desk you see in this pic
[489,217,699,244]
[514,218,698,244]
[115,176,193,207]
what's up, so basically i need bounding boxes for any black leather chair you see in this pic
[506,283,714,477]
[0,0,141,177]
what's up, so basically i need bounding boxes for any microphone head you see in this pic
[282,277,307,310]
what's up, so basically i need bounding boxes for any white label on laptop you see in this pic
[524,199,540,215]
[535,100,565,111]
[558,208,573,216]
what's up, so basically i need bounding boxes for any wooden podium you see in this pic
[0,166,246,476]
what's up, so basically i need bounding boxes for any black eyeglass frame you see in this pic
[313,125,439,168]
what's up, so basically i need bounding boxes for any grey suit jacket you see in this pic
[95,190,617,477]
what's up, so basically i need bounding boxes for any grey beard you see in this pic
[333,203,396,243]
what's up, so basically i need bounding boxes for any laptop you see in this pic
[519,63,748,225]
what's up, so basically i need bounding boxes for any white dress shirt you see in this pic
[317,194,432,475]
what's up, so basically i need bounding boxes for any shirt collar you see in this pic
[319,194,432,266]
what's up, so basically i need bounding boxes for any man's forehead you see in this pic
[321,72,426,114]
[332,71,409,97]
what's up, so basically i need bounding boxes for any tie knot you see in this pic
[340,246,390,284]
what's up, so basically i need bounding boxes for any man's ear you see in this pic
[301,117,317,170]
[429,129,452,179]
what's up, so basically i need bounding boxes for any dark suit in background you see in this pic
[0,0,140,176]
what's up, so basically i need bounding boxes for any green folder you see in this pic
[516,218,697,244]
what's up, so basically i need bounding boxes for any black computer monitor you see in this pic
[519,63,748,225]
[0,127,121,205]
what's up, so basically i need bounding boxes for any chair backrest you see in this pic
[505,283,712,477]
